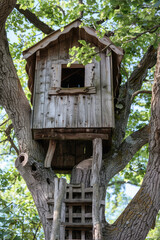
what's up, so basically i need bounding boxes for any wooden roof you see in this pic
[23,19,124,59]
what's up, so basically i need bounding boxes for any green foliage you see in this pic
[1,0,160,238]
[56,173,71,183]
[0,167,44,240]
[147,213,160,239]
[68,40,101,66]
[0,111,43,239]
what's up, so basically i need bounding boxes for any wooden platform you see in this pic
[33,128,111,140]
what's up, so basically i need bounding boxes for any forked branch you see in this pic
[104,44,160,240]
[114,45,156,147]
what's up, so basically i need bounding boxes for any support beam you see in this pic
[92,138,103,240]
[44,140,56,168]
[50,178,66,240]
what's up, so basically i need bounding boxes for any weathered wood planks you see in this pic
[33,128,111,140]
[32,27,115,132]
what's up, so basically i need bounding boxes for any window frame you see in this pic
[48,60,96,95]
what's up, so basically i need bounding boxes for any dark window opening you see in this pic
[61,64,85,88]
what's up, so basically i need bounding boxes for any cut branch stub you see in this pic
[70,158,92,187]
[15,153,28,167]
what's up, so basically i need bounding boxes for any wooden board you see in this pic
[48,86,96,95]
[92,58,101,127]
[100,52,114,127]
[32,31,114,130]
[32,57,46,128]
[33,128,111,140]
[34,132,109,140]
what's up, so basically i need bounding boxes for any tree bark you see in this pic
[1,1,160,240]
[0,0,17,26]
[103,44,160,240]
[0,1,44,160]
[113,46,156,148]
[104,124,150,184]
[15,4,54,34]
[15,153,56,240]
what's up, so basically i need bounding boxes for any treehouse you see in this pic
[23,19,123,172]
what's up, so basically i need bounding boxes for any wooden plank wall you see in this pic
[51,141,93,171]
[32,54,46,128]
[32,28,114,129]
[100,51,114,127]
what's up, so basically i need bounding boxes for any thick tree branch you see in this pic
[15,4,54,34]
[113,45,156,148]
[0,0,17,26]
[129,45,156,88]
[104,124,150,183]
[0,2,45,160]
[104,44,160,240]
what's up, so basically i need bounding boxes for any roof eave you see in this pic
[23,19,123,59]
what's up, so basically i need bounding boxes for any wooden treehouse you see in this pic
[23,20,123,240]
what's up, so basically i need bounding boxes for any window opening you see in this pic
[61,64,85,88]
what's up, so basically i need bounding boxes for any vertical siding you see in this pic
[77,95,87,127]
[33,57,46,128]
[85,63,95,86]
[93,59,102,127]
[44,48,60,128]
[100,52,114,127]
[59,34,68,59]
[33,31,113,129]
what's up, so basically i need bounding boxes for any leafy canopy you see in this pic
[1,0,160,238]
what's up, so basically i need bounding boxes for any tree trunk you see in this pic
[1,1,160,240]
[103,43,160,240]
[15,153,56,240]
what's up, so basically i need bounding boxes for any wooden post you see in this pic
[50,178,66,240]
[44,140,56,168]
[92,138,103,240]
